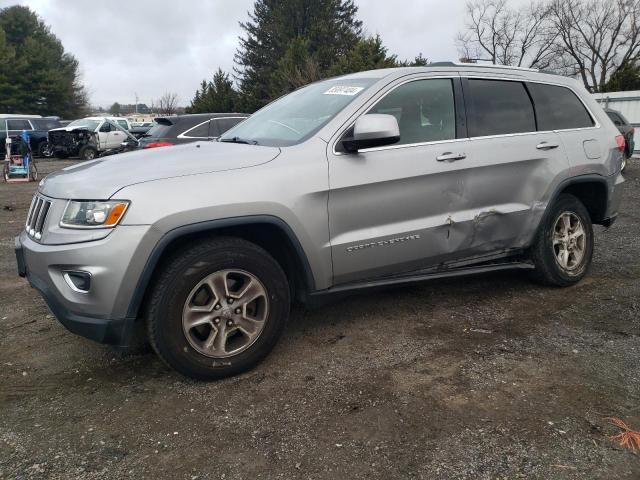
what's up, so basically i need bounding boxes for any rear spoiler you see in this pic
[154,117,176,126]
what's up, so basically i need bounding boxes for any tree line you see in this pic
[0,5,87,117]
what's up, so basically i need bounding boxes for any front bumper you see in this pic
[15,225,156,347]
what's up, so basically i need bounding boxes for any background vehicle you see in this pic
[605,108,634,170]
[48,117,133,160]
[0,115,62,157]
[129,123,154,139]
[16,65,624,380]
[137,113,247,149]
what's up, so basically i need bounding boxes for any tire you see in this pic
[529,194,594,287]
[37,141,52,158]
[79,146,97,161]
[146,236,290,380]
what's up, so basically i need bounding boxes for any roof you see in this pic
[338,62,567,83]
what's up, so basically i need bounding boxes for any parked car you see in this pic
[129,123,154,139]
[48,117,134,160]
[605,108,634,170]
[0,115,62,157]
[16,64,624,380]
[137,113,247,149]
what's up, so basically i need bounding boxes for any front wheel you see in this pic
[529,194,594,287]
[146,237,290,380]
[79,146,97,161]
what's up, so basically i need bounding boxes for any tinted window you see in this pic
[32,118,61,130]
[7,119,32,131]
[606,111,624,126]
[145,123,173,139]
[468,80,535,137]
[183,120,210,138]
[214,117,246,136]
[368,79,456,145]
[527,83,594,130]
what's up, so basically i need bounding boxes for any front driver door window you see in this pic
[328,77,472,285]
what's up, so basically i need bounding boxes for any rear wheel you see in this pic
[146,237,290,380]
[529,194,593,287]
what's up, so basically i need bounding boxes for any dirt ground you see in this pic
[1,158,639,480]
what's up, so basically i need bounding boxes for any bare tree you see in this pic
[550,0,640,92]
[456,0,558,69]
[156,92,179,115]
[458,0,640,92]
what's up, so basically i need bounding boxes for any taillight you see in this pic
[615,135,625,152]
[143,141,174,149]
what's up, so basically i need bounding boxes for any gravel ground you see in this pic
[1,158,639,479]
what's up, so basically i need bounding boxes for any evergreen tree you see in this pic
[330,35,398,76]
[188,69,239,113]
[0,6,87,117]
[234,0,362,110]
[109,102,121,115]
[602,62,640,92]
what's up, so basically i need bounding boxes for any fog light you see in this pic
[63,271,91,293]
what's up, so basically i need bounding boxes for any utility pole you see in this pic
[134,92,139,114]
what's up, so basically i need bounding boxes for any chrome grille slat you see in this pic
[25,194,52,241]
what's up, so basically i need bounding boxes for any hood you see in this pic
[40,141,281,199]
[49,126,96,133]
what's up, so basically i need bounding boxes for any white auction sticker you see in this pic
[323,86,364,96]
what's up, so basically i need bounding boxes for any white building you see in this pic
[593,90,640,152]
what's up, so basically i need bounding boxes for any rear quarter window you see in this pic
[467,79,536,137]
[527,83,594,130]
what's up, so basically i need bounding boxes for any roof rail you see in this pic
[429,61,539,72]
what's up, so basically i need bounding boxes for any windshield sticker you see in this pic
[323,86,364,96]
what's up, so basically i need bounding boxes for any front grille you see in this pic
[25,194,52,241]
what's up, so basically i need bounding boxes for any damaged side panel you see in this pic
[457,132,569,256]
[327,131,569,286]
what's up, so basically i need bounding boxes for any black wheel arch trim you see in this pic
[125,215,316,319]
[541,173,611,230]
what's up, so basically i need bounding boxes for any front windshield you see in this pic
[67,119,100,131]
[220,77,376,147]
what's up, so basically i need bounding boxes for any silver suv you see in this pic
[15,64,625,379]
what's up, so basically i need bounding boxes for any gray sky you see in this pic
[0,0,466,108]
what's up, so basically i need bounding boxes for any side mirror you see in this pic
[342,114,400,153]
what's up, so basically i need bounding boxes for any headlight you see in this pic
[60,200,130,228]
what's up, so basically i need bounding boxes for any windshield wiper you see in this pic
[219,136,258,145]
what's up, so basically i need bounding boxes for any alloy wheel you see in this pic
[552,212,586,272]
[182,269,269,358]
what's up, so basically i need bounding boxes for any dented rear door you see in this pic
[459,77,569,256]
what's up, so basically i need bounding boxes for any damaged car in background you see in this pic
[48,117,139,160]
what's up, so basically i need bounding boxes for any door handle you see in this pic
[436,152,466,162]
[536,142,559,150]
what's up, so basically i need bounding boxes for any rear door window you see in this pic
[368,78,456,145]
[182,120,211,138]
[467,79,536,137]
[527,83,594,130]
[7,119,33,131]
